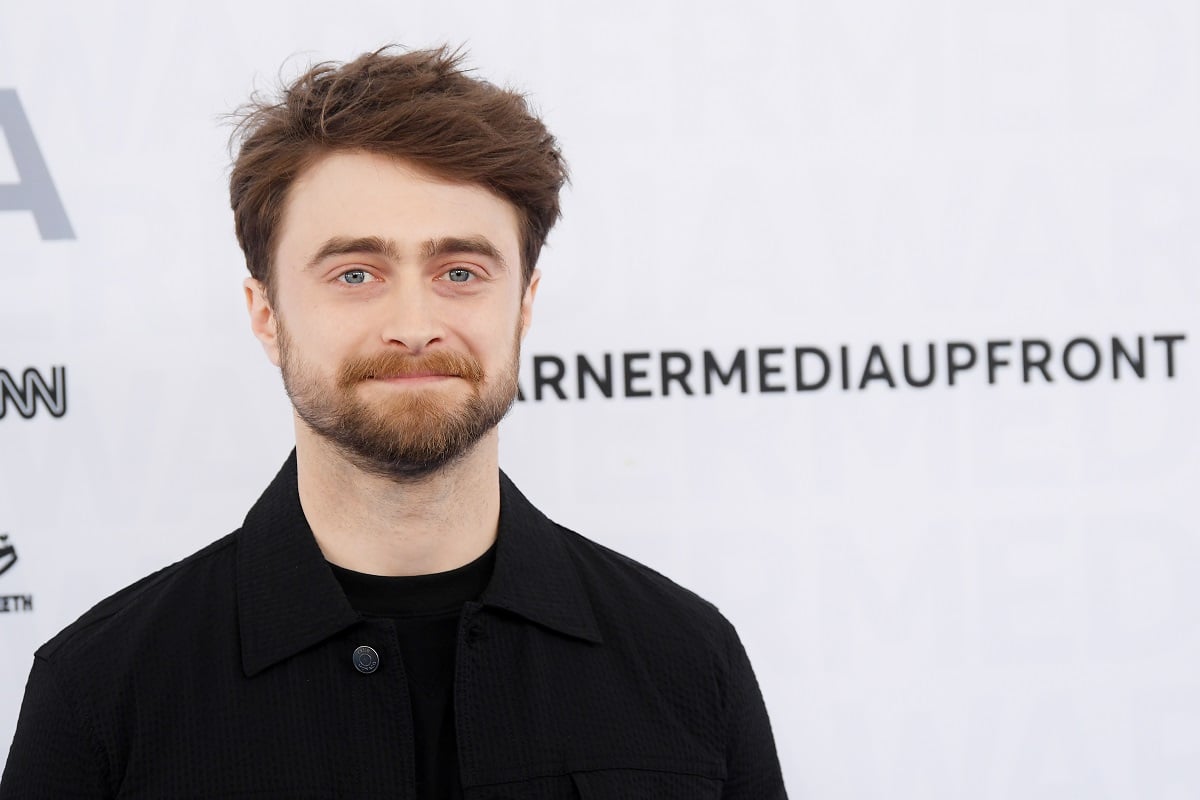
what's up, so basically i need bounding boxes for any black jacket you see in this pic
[1,454,786,798]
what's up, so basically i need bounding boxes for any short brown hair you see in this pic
[229,46,567,293]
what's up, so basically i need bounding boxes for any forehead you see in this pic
[275,151,522,265]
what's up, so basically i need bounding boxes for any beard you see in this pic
[277,322,521,481]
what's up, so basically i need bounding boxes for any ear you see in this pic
[244,277,281,367]
[519,268,540,340]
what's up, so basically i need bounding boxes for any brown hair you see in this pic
[229,46,567,294]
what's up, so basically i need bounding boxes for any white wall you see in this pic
[2,1,1197,796]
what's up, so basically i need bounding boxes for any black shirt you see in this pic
[2,452,787,798]
[329,543,495,800]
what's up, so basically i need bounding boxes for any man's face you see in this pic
[248,151,537,480]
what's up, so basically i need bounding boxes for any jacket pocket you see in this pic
[571,768,722,799]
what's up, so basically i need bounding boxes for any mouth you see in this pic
[367,372,458,383]
[341,349,484,389]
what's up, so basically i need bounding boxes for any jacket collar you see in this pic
[236,452,601,677]
[483,473,603,645]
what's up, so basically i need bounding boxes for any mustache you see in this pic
[338,350,485,389]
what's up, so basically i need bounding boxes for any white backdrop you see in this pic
[2,1,1198,797]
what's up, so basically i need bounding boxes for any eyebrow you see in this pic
[422,236,507,270]
[305,234,507,271]
[305,236,401,271]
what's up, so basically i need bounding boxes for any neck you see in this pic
[294,418,501,577]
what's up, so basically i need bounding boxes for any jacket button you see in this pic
[352,645,380,674]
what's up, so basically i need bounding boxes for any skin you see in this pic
[245,151,539,576]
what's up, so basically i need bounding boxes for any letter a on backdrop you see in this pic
[0,89,73,240]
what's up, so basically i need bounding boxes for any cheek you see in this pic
[280,318,350,373]
[458,328,516,371]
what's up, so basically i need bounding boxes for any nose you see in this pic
[378,281,443,352]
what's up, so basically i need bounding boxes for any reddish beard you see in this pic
[278,324,520,480]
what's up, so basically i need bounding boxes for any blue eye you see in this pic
[447,268,473,283]
[340,270,369,285]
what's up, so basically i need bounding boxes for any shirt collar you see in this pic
[236,452,602,677]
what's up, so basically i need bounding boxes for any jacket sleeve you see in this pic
[0,656,109,799]
[720,621,788,799]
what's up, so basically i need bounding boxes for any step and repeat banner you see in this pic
[2,2,1197,797]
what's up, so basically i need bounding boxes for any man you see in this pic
[1,47,786,798]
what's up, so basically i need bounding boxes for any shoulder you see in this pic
[551,521,737,653]
[36,532,240,665]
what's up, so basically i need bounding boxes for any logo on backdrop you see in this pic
[0,534,16,577]
[0,89,74,240]
[0,533,34,614]
[0,366,67,420]
[516,332,1187,401]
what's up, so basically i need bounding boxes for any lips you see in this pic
[370,372,455,380]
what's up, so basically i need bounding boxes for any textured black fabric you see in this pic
[329,542,495,800]
[1,452,787,799]
[328,543,495,615]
